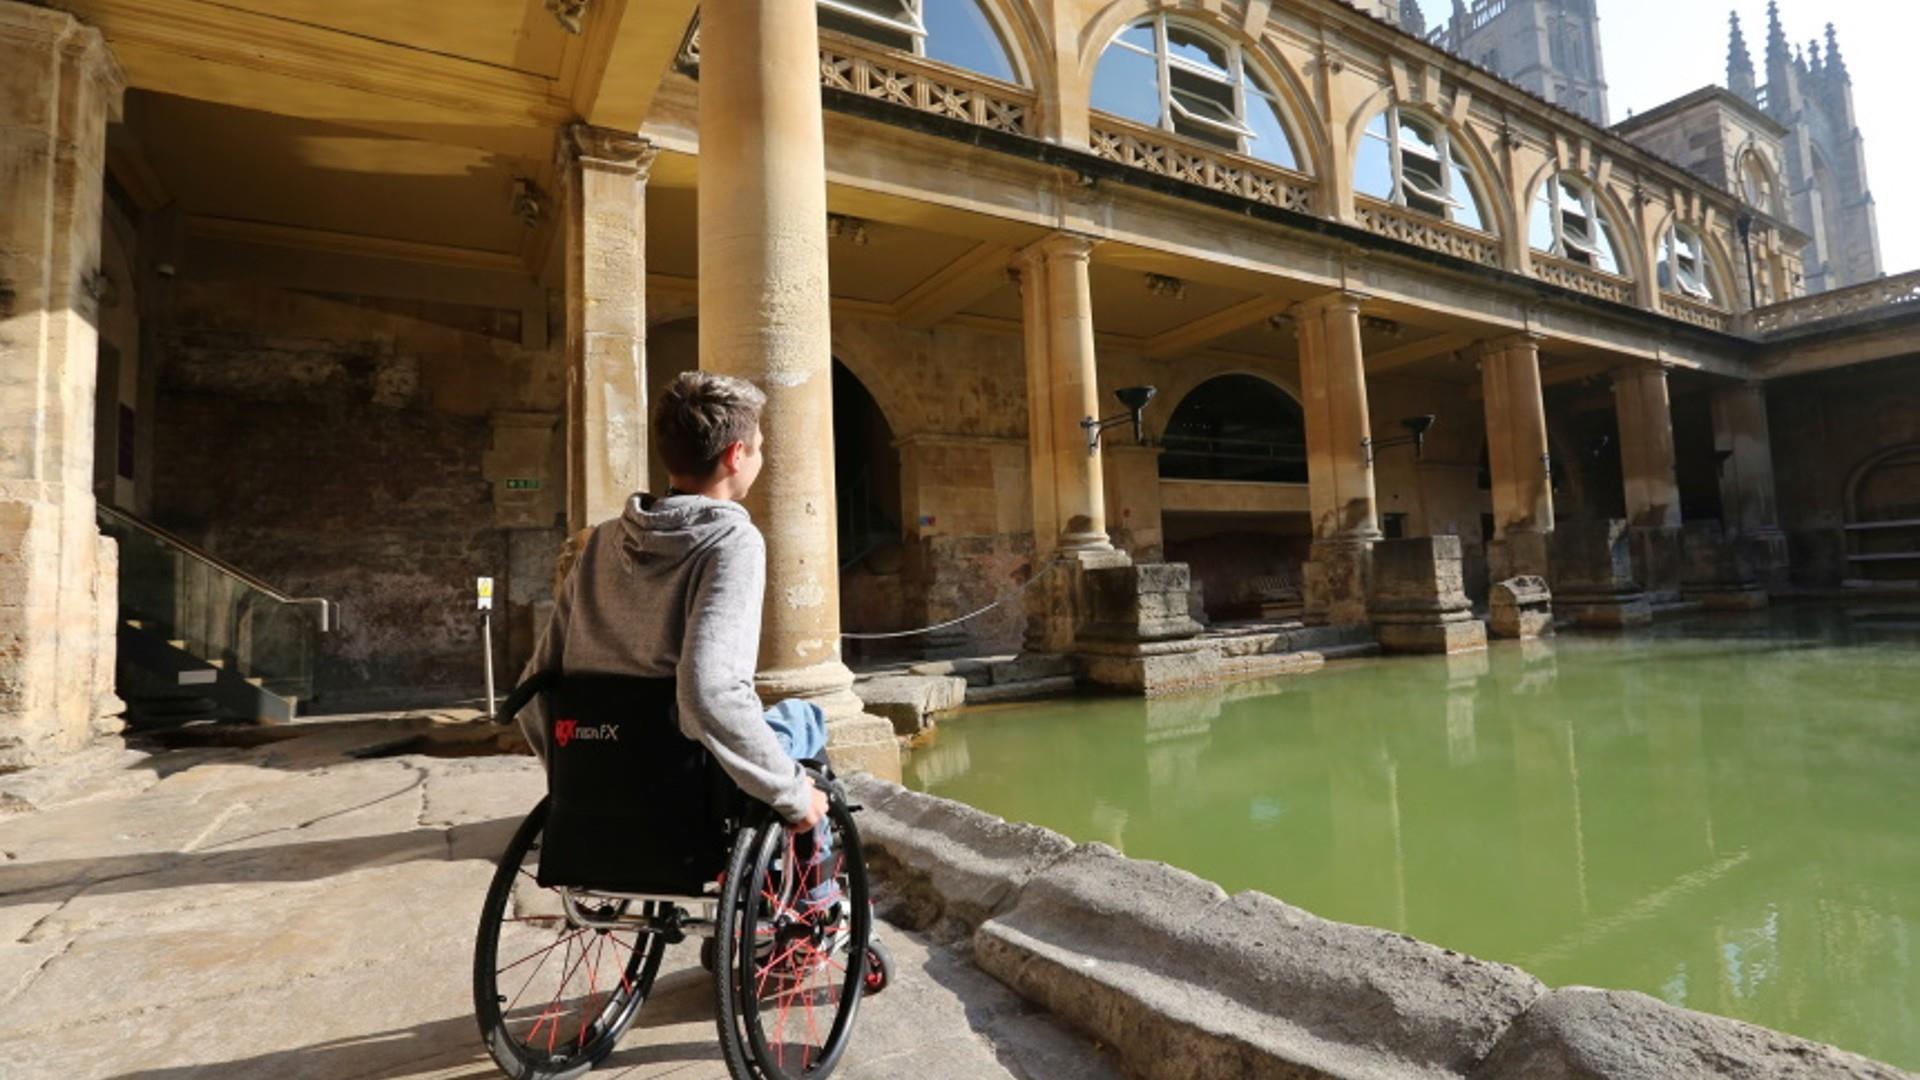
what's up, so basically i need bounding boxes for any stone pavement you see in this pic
[0,721,1123,1080]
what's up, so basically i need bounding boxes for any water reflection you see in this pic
[905,606,1920,1069]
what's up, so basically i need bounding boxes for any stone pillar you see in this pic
[559,124,653,533]
[1611,364,1682,603]
[1475,334,1554,582]
[1296,291,1379,627]
[697,0,897,778]
[1369,536,1487,654]
[0,5,125,769]
[1016,235,1126,655]
[1709,381,1789,590]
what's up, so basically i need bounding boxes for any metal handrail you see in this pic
[98,504,334,632]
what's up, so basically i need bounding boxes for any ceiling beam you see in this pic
[69,0,567,157]
[1365,333,1472,374]
[1143,294,1295,359]
[581,0,701,132]
[892,242,1015,329]
[188,215,527,275]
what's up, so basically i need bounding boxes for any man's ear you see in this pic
[719,439,746,476]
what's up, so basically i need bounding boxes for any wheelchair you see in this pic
[474,673,892,1080]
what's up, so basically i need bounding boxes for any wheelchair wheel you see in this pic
[473,798,668,1080]
[714,789,872,1079]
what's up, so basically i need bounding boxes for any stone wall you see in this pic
[1769,357,1920,585]
[148,281,562,710]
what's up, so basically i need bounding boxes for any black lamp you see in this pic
[1082,386,1158,455]
[1363,414,1437,466]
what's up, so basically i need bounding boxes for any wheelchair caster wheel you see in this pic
[864,938,893,995]
[700,937,717,974]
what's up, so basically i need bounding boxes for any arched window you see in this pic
[1090,16,1300,169]
[1530,174,1625,274]
[1658,223,1721,304]
[818,0,1019,83]
[1158,375,1306,484]
[1354,106,1488,231]
[1738,150,1776,215]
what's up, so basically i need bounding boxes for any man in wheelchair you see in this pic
[475,371,885,1080]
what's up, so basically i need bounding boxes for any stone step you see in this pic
[964,675,1078,705]
[853,674,968,736]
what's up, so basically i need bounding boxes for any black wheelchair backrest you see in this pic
[526,673,738,895]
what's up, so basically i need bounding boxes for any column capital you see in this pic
[1464,331,1545,361]
[558,123,657,177]
[0,7,126,105]
[1019,231,1099,265]
[1292,288,1370,319]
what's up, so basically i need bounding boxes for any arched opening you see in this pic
[1844,443,1920,584]
[1354,104,1491,232]
[817,0,1021,83]
[1658,221,1725,306]
[1529,173,1627,276]
[1159,375,1310,622]
[1090,14,1302,170]
[1158,374,1306,483]
[832,358,908,644]
[1738,148,1778,217]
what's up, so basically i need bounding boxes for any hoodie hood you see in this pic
[619,492,754,565]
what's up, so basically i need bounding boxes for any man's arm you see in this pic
[677,530,814,823]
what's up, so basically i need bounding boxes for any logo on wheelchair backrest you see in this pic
[553,718,619,748]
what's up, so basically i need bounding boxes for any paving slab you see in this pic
[0,728,1122,1080]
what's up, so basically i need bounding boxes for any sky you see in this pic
[1410,0,1919,275]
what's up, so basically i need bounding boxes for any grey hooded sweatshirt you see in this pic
[520,493,813,823]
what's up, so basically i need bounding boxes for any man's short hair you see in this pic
[654,371,767,480]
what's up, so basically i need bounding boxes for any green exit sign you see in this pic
[505,478,542,491]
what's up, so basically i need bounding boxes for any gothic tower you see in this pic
[1436,0,1610,125]
[1733,4,1881,292]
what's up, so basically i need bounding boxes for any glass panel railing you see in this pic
[98,505,332,706]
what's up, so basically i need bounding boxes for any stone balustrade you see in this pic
[1531,253,1635,306]
[819,37,1034,136]
[1658,292,1734,333]
[1750,267,1920,335]
[1354,197,1503,268]
[1089,119,1314,214]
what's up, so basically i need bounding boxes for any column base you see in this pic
[1557,592,1654,629]
[1628,525,1683,604]
[1023,546,1130,654]
[1368,537,1483,654]
[1303,537,1376,628]
[1075,638,1226,697]
[757,661,901,782]
[1374,616,1488,655]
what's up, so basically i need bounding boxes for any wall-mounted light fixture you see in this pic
[1082,386,1157,456]
[1362,414,1436,467]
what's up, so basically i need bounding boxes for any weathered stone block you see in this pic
[1076,643,1225,696]
[987,652,1072,685]
[845,774,1074,936]
[1679,522,1771,610]
[1488,530,1551,582]
[1370,537,1485,654]
[1490,576,1554,640]
[975,845,1545,1080]
[1376,618,1488,654]
[1474,987,1908,1080]
[1551,521,1651,629]
[1078,562,1204,643]
[1304,538,1372,628]
[852,674,966,735]
[1629,524,1683,603]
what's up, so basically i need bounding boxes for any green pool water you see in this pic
[904,606,1920,1069]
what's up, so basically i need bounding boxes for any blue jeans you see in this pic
[763,700,838,908]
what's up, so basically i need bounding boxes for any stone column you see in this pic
[558,124,653,534]
[1612,364,1683,602]
[0,5,125,769]
[697,0,897,778]
[1016,235,1126,654]
[1296,291,1379,626]
[1710,380,1789,589]
[1475,334,1554,581]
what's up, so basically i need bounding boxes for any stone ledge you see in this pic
[847,774,1074,938]
[1471,986,1907,1080]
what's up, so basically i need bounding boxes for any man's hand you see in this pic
[789,778,829,832]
